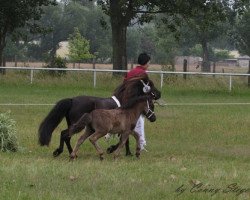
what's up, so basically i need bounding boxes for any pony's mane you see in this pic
[113,74,150,105]
[121,95,150,109]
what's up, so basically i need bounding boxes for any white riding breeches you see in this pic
[134,115,146,149]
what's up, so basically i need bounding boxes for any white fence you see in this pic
[0,66,250,91]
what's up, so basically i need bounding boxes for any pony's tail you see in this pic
[38,98,72,146]
[69,113,92,136]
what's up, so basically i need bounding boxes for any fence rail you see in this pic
[1,66,250,91]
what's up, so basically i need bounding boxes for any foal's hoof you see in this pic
[53,148,63,157]
[69,154,77,161]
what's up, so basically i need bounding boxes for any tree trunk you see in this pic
[0,23,8,75]
[110,0,129,73]
[50,45,58,59]
[15,55,17,67]
[111,20,127,72]
[201,39,210,72]
[0,47,5,75]
[0,48,3,66]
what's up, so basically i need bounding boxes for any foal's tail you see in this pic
[38,98,72,146]
[69,113,92,136]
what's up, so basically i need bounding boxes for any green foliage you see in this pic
[0,0,56,32]
[0,112,18,152]
[126,27,140,61]
[154,23,180,65]
[0,0,56,64]
[185,44,233,61]
[157,0,245,71]
[3,38,28,61]
[234,7,250,56]
[68,28,94,62]
[189,44,203,57]
[27,1,112,61]
[27,1,89,59]
[45,56,67,76]
[213,50,233,61]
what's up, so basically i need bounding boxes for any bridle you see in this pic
[145,100,155,120]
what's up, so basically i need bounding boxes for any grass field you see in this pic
[0,71,250,200]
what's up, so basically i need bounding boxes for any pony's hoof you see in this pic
[136,153,140,158]
[53,149,63,157]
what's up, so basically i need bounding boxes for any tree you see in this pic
[154,23,180,65]
[97,0,249,71]
[82,2,112,59]
[37,1,89,59]
[28,1,111,62]
[156,0,248,72]
[68,28,93,65]
[0,0,56,73]
[234,6,250,56]
[126,27,140,63]
[97,0,139,71]
[96,0,224,71]
[183,4,233,71]
[3,38,27,63]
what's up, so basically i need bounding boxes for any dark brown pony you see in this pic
[69,95,156,160]
[38,75,161,157]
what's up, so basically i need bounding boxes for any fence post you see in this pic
[183,59,187,79]
[229,75,232,91]
[93,71,96,87]
[93,57,96,88]
[248,61,250,87]
[30,69,34,84]
[160,72,164,89]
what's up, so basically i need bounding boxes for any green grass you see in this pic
[0,72,250,200]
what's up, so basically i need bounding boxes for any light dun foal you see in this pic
[69,95,156,160]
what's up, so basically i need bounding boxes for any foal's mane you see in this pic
[113,74,150,105]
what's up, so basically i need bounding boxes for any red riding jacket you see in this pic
[124,66,147,81]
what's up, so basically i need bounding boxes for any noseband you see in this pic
[145,100,155,119]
